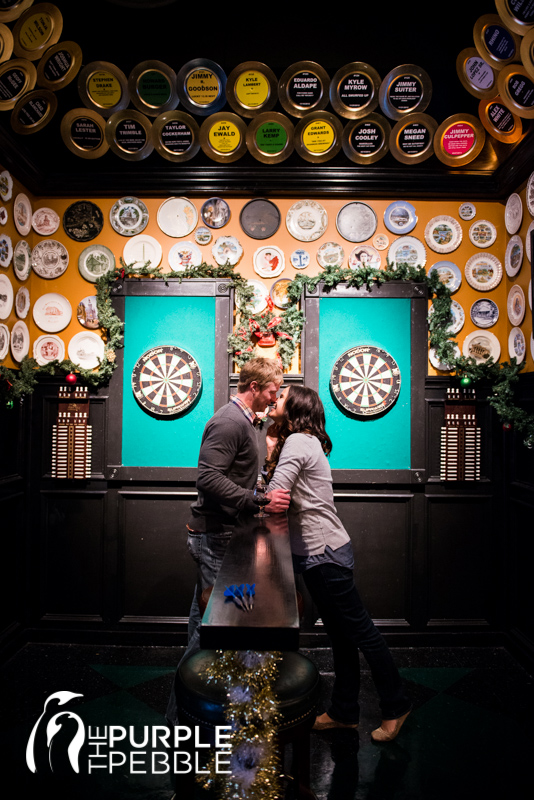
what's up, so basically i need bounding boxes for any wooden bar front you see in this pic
[199,513,300,651]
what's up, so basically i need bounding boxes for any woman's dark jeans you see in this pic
[303,562,411,724]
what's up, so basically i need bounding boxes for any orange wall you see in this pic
[0,166,532,375]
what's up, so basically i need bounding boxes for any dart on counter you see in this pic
[224,584,249,612]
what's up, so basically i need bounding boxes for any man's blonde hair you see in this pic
[236,357,283,392]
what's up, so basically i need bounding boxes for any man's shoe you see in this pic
[371,709,411,742]
[312,712,358,731]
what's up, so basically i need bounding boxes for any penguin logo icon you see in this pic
[26,691,85,774]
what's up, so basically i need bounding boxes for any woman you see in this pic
[265,385,411,741]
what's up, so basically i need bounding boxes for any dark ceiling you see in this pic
[1,0,533,198]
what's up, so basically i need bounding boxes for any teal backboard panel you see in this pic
[122,296,216,467]
[319,297,411,470]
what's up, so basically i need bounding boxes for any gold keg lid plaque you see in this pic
[0,1,35,23]
[379,64,432,120]
[246,111,294,164]
[329,62,381,119]
[341,113,391,164]
[474,14,521,70]
[177,58,226,116]
[495,0,534,36]
[199,112,247,162]
[0,57,36,110]
[12,2,62,60]
[521,26,534,79]
[105,109,154,161]
[60,107,109,159]
[478,94,523,142]
[152,110,200,163]
[226,61,277,118]
[389,113,437,164]
[456,48,496,99]
[78,61,129,117]
[434,114,486,166]
[36,40,82,90]
[10,86,56,133]
[294,111,343,163]
[0,22,14,63]
[498,63,534,117]
[128,60,178,117]
[278,61,330,118]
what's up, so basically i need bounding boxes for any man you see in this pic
[166,357,290,725]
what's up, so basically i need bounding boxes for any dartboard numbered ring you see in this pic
[131,345,202,417]
[330,345,401,417]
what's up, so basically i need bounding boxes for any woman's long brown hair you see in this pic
[265,385,332,480]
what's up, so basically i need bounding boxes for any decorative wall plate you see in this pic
[469,219,497,248]
[10,320,29,362]
[35,40,83,91]
[253,245,285,277]
[0,233,13,267]
[13,192,31,235]
[379,64,432,120]
[388,235,427,268]
[508,327,526,364]
[270,278,292,309]
[240,198,281,239]
[0,273,13,319]
[478,94,523,144]
[157,196,197,237]
[428,342,460,371]
[199,112,248,163]
[473,14,521,69]
[105,109,154,161]
[131,345,202,417]
[0,21,13,64]
[168,241,202,270]
[245,111,295,164]
[290,249,310,270]
[424,215,462,253]
[200,197,230,229]
[286,199,328,242]
[464,253,503,290]
[459,202,476,220]
[109,196,149,236]
[78,244,115,282]
[336,202,377,243]
[434,114,486,166]
[194,227,212,246]
[0,323,9,360]
[373,233,389,250]
[122,234,162,270]
[348,245,381,270]
[456,48,496,99]
[427,261,462,293]
[526,170,534,217]
[330,345,401,417]
[12,3,63,61]
[505,192,523,234]
[63,200,103,241]
[0,169,12,201]
[128,60,178,117]
[294,111,343,163]
[15,285,29,318]
[462,330,500,364]
[497,63,534,118]
[470,298,499,328]
[33,334,65,365]
[278,60,330,117]
[77,61,129,118]
[212,236,242,266]
[245,279,268,313]
[428,299,465,334]
[11,87,58,135]
[342,113,391,165]
[329,61,382,119]
[0,206,6,224]
[151,110,201,164]
[383,201,417,234]
[526,221,534,262]
[76,295,99,329]
[176,58,227,116]
[507,284,526,326]
[389,113,437,164]
[60,108,109,159]
[31,239,68,278]
[317,242,344,268]
[32,207,59,235]
[495,0,534,36]
[0,58,37,111]
[13,239,31,280]
[68,331,104,370]
[32,292,72,332]
[225,61,278,118]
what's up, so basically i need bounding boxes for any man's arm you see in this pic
[196,418,258,511]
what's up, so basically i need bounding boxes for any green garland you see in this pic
[1,257,533,447]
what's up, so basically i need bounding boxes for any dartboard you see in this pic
[131,345,202,417]
[330,345,401,417]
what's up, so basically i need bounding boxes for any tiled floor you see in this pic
[1,643,533,799]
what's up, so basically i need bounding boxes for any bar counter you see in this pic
[199,512,300,651]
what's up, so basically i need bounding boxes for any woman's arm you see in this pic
[267,434,307,494]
